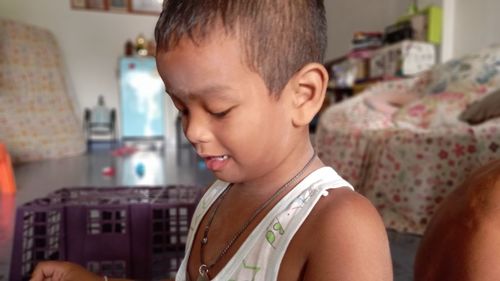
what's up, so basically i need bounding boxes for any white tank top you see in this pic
[176,167,354,281]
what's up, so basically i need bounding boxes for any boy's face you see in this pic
[156,30,297,184]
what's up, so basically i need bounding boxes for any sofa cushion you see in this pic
[362,76,425,115]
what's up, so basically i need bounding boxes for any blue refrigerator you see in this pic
[119,57,165,140]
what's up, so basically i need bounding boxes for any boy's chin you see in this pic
[212,171,243,184]
[213,173,234,183]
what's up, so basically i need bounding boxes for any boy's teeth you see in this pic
[213,155,228,160]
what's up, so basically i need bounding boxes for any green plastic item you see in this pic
[398,5,443,44]
[407,1,418,16]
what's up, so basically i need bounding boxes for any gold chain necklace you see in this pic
[197,152,317,281]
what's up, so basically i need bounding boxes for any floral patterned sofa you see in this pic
[0,19,85,162]
[315,45,500,234]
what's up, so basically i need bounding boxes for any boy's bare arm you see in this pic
[302,188,392,281]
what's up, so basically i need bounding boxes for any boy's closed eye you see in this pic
[207,106,234,118]
[167,89,238,120]
[173,102,234,119]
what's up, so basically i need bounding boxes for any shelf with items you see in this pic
[324,5,442,103]
[325,39,436,103]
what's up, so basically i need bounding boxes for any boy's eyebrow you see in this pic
[166,85,238,101]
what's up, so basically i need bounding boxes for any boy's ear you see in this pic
[288,63,328,127]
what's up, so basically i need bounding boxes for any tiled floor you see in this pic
[0,143,421,281]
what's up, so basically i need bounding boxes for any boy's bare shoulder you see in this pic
[310,187,380,221]
[307,187,386,236]
[293,187,392,281]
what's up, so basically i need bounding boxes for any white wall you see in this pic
[441,0,455,61]
[453,0,500,58]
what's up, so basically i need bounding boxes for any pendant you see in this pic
[197,272,209,281]
[197,264,210,281]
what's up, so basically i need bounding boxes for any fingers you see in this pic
[29,261,105,281]
[30,261,56,281]
[30,261,70,281]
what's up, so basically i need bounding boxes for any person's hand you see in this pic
[30,261,103,281]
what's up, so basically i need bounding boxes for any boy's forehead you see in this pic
[166,84,238,101]
[159,34,254,84]
[157,24,272,101]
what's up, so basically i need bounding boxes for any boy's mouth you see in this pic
[202,155,230,171]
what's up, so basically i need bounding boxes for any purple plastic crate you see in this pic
[10,185,202,281]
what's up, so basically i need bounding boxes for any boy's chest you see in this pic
[185,207,311,281]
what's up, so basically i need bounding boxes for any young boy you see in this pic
[31,0,392,280]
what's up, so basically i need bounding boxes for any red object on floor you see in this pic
[0,143,16,194]
[102,166,115,177]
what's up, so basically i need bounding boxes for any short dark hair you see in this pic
[154,0,327,94]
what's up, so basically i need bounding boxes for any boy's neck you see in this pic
[230,143,321,199]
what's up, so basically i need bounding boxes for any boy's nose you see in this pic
[183,114,211,145]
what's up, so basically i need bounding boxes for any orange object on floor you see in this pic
[0,143,16,194]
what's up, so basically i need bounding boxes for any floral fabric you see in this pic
[0,19,85,162]
[394,91,471,129]
[316,45,500,234]
[424,45,500,96]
